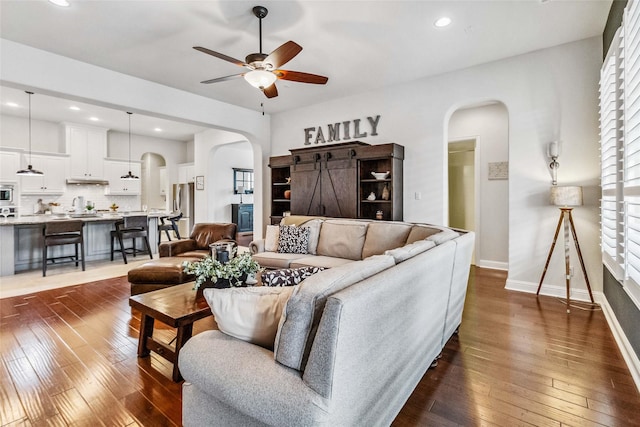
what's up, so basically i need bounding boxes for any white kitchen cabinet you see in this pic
[178,163,195,183]
[64,123,107,179]
[0,150,20,182]
[103,159,141,195]
[19,153,68,194]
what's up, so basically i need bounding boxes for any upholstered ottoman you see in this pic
[128,256,199,295]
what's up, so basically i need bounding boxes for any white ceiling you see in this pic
[0,0,612,138]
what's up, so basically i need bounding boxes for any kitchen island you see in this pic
[0,213,162,276]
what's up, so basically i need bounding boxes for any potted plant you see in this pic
[182,251,261,292]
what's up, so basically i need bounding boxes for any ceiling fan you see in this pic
[193,5,328,98]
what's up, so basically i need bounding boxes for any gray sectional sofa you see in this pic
[179,216,474,426]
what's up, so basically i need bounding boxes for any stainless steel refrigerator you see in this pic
[172,183,194,237]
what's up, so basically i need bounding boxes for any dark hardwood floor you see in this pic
[1,267,639,426]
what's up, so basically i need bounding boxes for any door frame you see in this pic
[448,136,481,263]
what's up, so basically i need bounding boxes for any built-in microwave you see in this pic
[0,185,14,206]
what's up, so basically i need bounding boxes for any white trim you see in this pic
[600,295,640,393]
[504,279,597,303]
[477,260,508,271]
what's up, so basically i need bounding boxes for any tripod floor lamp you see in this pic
[537,186,594,313]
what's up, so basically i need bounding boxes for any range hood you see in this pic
[66,178,110,186]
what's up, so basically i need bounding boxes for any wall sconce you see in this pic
[547,141,560,185]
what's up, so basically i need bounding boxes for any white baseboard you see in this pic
[505,279,595,302]
[600,296,640,393]
[505,279,640,393]
[477,260,508,270]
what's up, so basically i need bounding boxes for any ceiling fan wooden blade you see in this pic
[275,70,328,84]
[193,46,248,68]
[264,41,302,69]
[200,73,244,84]
[262,83,278,98]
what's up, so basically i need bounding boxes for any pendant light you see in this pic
[16,91,44,176]
[121,111,139,180]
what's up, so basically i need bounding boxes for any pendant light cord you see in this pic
[27,91,33,165]
[127,111,132,171]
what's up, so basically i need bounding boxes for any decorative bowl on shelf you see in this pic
[371,171,390,180]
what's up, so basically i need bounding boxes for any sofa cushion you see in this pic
[316,221,369,260]
[251,252,311,269]
[274,254,395,371]
[278,225,310,254]
[361,222,413,258]
[289,256,354,269]
[261,266,326,287]
[265,225,280,252]
[190,223,237,250]
[203,286,295,350]
[302,219,323,255]
[428,229,460,245]
[384,239,436,263]
[405,225,443,244]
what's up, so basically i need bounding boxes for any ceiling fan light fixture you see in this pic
[244,70,277,89]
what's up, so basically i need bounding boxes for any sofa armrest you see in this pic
[250,239,265,254]
[159,239,197,257]
[179,330,329,425]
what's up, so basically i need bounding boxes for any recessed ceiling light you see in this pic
[434,17,452,28]
[48,0,70,7]
[89,117,100,122]
[6,102,19,108]
[69,106,80,111]
[154,128,163,132]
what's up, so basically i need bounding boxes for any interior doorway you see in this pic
[448,139,476,232]
[140,152,167,212]
[447,102,509,271]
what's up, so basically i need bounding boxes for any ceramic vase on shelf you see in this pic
[381,184,390,201]
[284,189,291,199]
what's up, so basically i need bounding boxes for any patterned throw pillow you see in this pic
[261,266,326,287]
[277,225,310,254]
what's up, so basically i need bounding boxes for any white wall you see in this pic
[271,37,602,297]
[1,115,63,153]
[209,142,254,223]
[449,103,509,269]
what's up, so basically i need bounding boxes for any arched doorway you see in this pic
[140,152,167,211]
[447,102,509,270]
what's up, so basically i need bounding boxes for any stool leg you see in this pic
[42,241,47,277]
[132,237,137,258]
[75,243,79,267]
[118,234,127,264]
[173,223,181,240]
[80,240,85,271]
[165,228,171,242]
[110,234,115,261]
[143,236,153,260]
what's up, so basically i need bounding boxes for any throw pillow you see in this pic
[261,266,326,287]
[265,225,280,252]
[203,286,295,349]
[277,225,310,254]
[302,219,323,255]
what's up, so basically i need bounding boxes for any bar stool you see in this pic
[42,220,85,277]
[158,212,182,245]
[110,215,153,264]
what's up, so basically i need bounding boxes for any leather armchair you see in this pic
[159,222,237,258]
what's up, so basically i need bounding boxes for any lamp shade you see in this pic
[244,70,277,89]
[550,186,583,207]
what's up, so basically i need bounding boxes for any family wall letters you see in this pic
[303,115,381,145]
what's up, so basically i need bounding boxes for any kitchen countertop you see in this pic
[0,212,168,226]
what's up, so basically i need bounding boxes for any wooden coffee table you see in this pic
[129,282,211,381]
